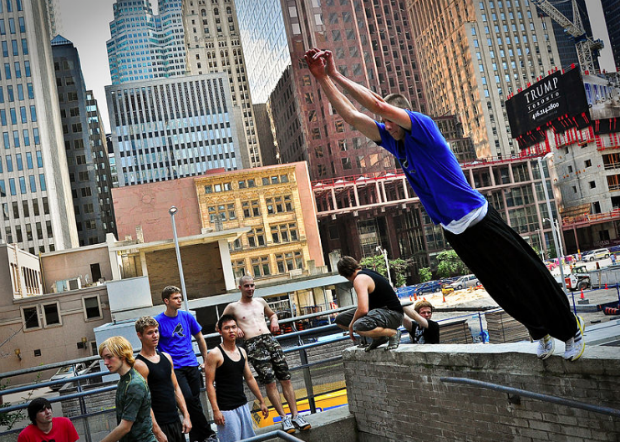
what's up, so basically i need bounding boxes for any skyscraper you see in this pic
[0,1,78,253]
[601,0,620,70]
[52,36,117,246]
[183,0,263,168]
[406,0,560,158]
[45,0,62,40]
[233,0,290,104]
[265,0,428,180]
[107,0,186,85]
[105,73,242,187]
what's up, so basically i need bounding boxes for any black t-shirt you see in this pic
[409,319,440,344]
[359,269,403,313]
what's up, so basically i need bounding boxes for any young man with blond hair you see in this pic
[98,336,155,442]
[135,316,192,442]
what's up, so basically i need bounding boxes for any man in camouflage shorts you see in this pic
[222,275,311,434]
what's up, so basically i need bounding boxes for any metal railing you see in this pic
[240,430,304,442]
[441,377,620,418]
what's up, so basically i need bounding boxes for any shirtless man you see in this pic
[222,275,311,434]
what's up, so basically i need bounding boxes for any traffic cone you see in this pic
[580,288,585,299]
[413,293,418,301]
[443,293,446,303]
[605,283,608,290]
[409,295,412,302]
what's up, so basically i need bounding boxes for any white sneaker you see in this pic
[291,414,311,431]
[536,334,555,360]
[281,415,295,434]
[564,315,585,362]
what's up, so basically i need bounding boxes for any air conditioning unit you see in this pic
[55,278,82,292]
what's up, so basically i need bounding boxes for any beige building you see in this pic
[195,162,325,283]
[183,0,262,168]
[0,243,111,382]
[406,0,560,158]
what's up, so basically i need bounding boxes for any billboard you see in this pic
[506,68,590,149]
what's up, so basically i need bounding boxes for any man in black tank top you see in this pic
[135,316,192,442]
[205,314,269,442]
[335,256,404,351]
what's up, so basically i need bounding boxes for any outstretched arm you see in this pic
[305,48,381,142]
[306,48,412,135]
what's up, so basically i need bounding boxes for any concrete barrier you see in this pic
[343,343,620,441]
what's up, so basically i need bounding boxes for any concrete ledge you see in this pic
[343,344,620,441]
[255,406,357,442]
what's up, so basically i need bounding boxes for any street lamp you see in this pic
[537,154,567,294]
[169,206,190,312]
[376,246,392,287]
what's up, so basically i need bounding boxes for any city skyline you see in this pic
[56,0,615,137]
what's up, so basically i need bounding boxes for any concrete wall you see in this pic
[112,176,204,242]
[1,286,111,384]
[145,243,225,304]
[41,245,113,290]
[343,344,620,441]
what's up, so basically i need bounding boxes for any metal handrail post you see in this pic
[298,346,316,414]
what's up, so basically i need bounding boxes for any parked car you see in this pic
[449,274,479,290]
[49,363,88,391]
[581,248,610,262]
[414,280,442,295]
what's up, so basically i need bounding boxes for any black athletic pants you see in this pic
[175,366,215,442]
[443,206,577,342]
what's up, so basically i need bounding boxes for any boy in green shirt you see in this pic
[99,336,156,442]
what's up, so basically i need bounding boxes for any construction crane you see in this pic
[532,0,604,74]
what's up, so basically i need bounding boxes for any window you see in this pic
[43,302,61,326]
[271,223,299,243]
[247,228,265,247]
[242,200,260,218]
[266,195,293,214]
[251,256,270,276]
[585,159,592,168]
[232,259,246,278]
[83,295,102,320]
[276,251,304,273]
[22,306,40,330]
[208,203,236,223]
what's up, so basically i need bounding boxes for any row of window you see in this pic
[204,174,290,194]
[4,220,53,244]
[9,261,39,295]
[0,16,26,36]
[1,150,42,171]
[0,105,36,127]
[1,197,49,220]
[0,174,45,196]
[20,295,103,331]
[0,82,33,103]
[232,251,304,278]
[208,195,294,223]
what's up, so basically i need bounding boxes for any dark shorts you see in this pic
[245,334,291,385]
[159,420,184,442]
[335,308,403,332]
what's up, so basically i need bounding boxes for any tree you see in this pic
[418,267,432,283]
[436,250,469,278]
[359,255,409,287]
